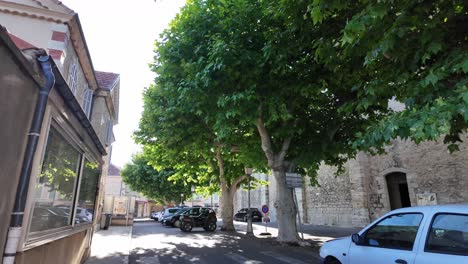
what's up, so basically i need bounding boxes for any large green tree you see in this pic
[306,0,467,151]
[136,1,265,229]
[138,0,466,243]
[121,154,192,204]
[140,0,382,242]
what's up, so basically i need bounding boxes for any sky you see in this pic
[62,0,186,168]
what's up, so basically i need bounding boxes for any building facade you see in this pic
[0,1,119,263]
[234,139,468,227]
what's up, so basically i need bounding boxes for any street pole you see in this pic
[245,168,253,235]
[191,186,195,207]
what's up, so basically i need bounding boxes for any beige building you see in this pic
[0,1,119,263]
[103,164,156,224]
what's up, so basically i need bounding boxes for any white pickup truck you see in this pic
[319,205,468,264]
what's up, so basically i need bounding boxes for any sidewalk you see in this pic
[85,226,133,264]
[233,221,361,244]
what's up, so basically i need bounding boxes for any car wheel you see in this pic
[174,220,180,228]
[180,222,193,232]
[204,221,217,232]
[324,257,341,264]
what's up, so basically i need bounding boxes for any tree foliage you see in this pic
[137,0,466,242]
[121,154,192,204]
[307,0,467,151]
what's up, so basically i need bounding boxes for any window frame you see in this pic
[424,212,468,256]
[359,212,424,251]
[67,60,78,94]
[22,105,102,249]
[82,88,94,118]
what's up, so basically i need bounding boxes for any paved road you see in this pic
[129,221,323,264]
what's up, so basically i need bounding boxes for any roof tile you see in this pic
[95,71,119,90]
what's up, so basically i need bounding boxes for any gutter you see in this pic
[2,55,55,264]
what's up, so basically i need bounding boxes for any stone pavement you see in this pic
[85,226,133,264]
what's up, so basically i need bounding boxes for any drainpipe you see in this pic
[2,55,55,264]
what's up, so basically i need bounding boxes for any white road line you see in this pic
[261,251,308,264]
[225,253,263,264]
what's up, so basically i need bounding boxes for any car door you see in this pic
[349,213,424,264]
[414,213,468,264]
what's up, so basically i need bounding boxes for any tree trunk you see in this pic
[220,184,236,231]
[273,168,300,243]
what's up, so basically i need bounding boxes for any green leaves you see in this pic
[121,154,192,204]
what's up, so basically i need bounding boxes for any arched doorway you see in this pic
[386,172,411,210]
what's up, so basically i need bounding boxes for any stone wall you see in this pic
[363,138,468,221]
[232,138,467,227]
[303,163,355,227]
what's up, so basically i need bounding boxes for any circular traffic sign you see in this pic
[261,205,269,214]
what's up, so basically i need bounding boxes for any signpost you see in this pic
[285,173,304,240]
[259,205,271,236]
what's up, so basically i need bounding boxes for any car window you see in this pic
[200,208,209,216]
[363,213,423,251]
[168,209,179,214]
[189,208,200,215]
[425,213,468,256]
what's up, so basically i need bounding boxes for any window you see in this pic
[82,88,93,118]
[74,159,100,224]
[105,120,114,145]
[28,122,102,237]
[68,61,78,94]
[363,213,423,251]
[30,126,81,233]
[188,208,200,216]
[425,214,468,256]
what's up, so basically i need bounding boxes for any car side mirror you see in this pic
[351,234,363,245]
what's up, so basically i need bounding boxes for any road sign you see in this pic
[261,205,269,214]
[263,216,270,223]
[286,173,303,188]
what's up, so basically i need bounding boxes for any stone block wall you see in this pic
[364,138,468,221]
[232,138,467,227]
[303,163,356,227]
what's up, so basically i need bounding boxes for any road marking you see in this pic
[225,253,263,264]
[261,251,308,264]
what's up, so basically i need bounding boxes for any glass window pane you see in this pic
[364,213,423,250]
[75,159,100,224]
[29,127,81,233]
[426,214,468,255]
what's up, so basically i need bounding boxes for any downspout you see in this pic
[2,55,55,264]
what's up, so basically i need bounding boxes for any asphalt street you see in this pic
[129,221,323,264]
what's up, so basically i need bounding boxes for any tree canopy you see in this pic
[136,0,466,242]
[121,154,192,204]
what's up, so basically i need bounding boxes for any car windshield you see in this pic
[175,208,190,215]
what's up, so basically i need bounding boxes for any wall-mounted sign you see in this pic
[286,173,303,189]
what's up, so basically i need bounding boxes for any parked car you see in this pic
[234,208,263,222]
[150,211,163,221]
[162,208,191,227]
[179,207,217,232]
[54,205,92,223]
[30,206,69,232]
[319,205,468,264]
[160,208,182,224]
